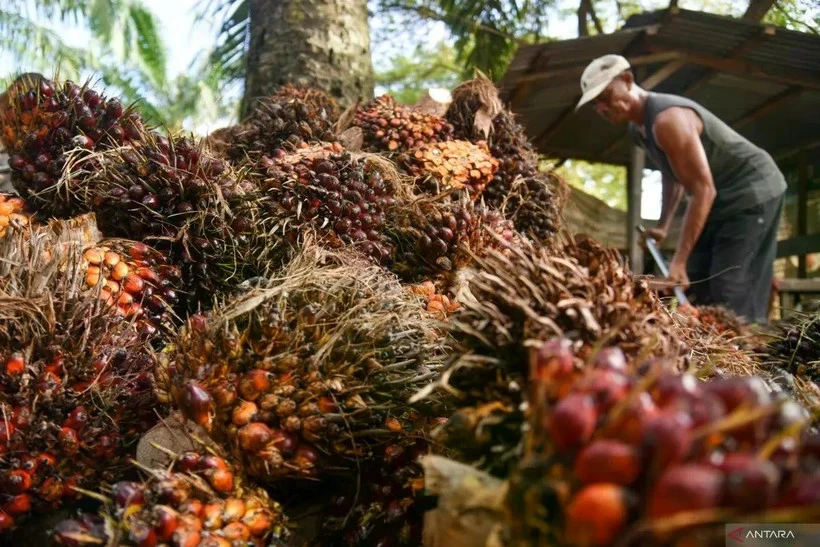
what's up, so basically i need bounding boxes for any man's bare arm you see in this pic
[658,175,685,233]
[653,107,716,266]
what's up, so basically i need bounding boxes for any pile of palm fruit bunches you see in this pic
[0,70,816,547]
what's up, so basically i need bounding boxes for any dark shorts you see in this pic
[686,193,784,324]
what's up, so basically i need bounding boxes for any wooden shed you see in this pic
[500,7,820,304]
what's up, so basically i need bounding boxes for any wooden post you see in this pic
[797,150,809,278]
[627,142,645,273]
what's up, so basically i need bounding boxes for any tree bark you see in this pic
[742,0,777,22]
[242,0,374,117]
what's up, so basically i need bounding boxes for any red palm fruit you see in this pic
[577,370,631,413]
[574,440,642,486]
[0,512,14,533]
[201,503,223,530]
[59,427,80,455]
[565,484,630,546]
[172,528,201,547]
[640,411,693,475]
[198,454,230,471]
[593,347,627,372]
[648,464,724,518]
[222,498,246,524]
[175,451,201,473]
[37,453,57,468]
[201,538,231,547]
[63,405,89,431]
[39,477,64,502]
[221,522,251,542]
[703,377,770,414]
[2,470,32,494]
[549,394,597,452]
[128,520,157,547]
[232,400,259,426]
[238,369,271,401]
[243,509,273,537]
[19,454,38,474]
[4,353,25,374]
[207,468,234,494]
[716,453,779,511]
[153,505,180,541]
[270,428,298,455]
[532,338,575,381]
[181,381,213,427]
[652,373,701,409]
[774,475,820,508]
[111,481,144,508]
[179,499,203,517]
[3,493,32,516]
[238,422,273,452]
[606,392,659,445]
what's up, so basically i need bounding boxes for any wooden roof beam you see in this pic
[645,44,820,91]
[681,26,776,96]
[640,59,687,90]
[732,86,805,128]
[511,51,681,85]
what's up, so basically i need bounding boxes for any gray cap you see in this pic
[575,54,631,110]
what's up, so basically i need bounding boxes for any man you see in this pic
[576,55,786,324]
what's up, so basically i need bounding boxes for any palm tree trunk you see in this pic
[242,0,374,117]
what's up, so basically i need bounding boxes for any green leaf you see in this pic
[127,3,167,89]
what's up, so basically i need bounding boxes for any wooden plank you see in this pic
[627,141,645,272]
[679,26,776,96]
[511,51,681,85]
[775,235,820,258]
[645,45,820,91]
[641,59,688,91]
[797,150,810,277]
[778,278,820,292]
[539,143,629,166]
[732,86,804,128]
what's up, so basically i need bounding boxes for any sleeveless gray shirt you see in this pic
[629,92,787,220]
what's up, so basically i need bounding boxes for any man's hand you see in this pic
[667,258,690,289]
[642,226,668,247]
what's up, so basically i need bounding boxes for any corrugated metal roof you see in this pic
[502,8,820,167]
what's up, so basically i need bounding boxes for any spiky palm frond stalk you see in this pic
[160,242,451,484]
[52,449,289,546]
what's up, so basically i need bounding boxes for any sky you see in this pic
[0,0,664,218]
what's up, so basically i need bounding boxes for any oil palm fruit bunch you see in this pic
[505,338,820,546]
[159,243,450,484]
[254,142,397,264]
[500,171,564,243]
[1,74,144,217]
[224,84,340,162]
[437,235,679,406]
[0,293,161,533]
[758,313,820,384]
[354,95,454,154]
[445,74,539,204]
[0,194,31,239]
[388,192,480,281]
[52,449,289,546]
[69,130,248,242]
[79,240,182,340]
[322,438,431,546]
[403,139,498,199]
